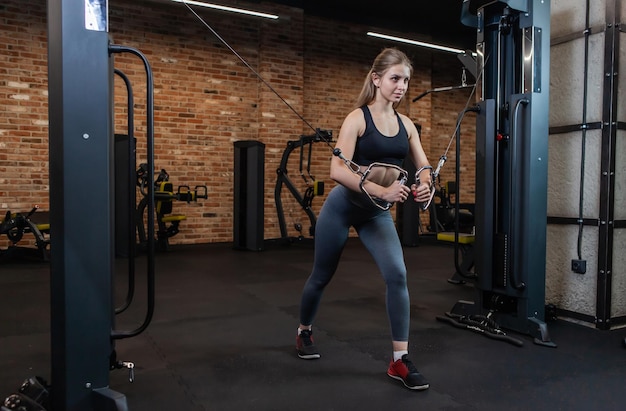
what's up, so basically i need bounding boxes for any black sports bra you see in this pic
[351,106,409,167]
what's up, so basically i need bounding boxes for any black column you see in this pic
[233,140,265,251]
[48,0,127,409]
[397,158,420,246]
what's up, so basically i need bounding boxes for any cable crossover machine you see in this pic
[436,0,555,348]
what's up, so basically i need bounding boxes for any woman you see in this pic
[295,48,433,391]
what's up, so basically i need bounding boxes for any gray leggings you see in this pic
[299,185,410,341]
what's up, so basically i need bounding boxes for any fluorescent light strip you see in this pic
[367,32,465,54]
[171,0,279,19]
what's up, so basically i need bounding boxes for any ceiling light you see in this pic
[367,32,465,54]
[171,0,279,19]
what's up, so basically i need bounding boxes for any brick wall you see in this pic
[1,0,476,248]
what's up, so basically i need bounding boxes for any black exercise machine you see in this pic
[274,130,331,242]
[424,178,477,284]
[436,0,555,347]
[411,52,478,282]
[0,206,50,261]
[136,164,208,251]
[412,66,475,103]
[429,182,474,234]
[3,3,159,410]
[3,37,160,411]
[435,107,478,285]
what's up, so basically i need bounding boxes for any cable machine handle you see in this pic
[508,96,529,290]
[109,43,156,339]
[113,68,136,315]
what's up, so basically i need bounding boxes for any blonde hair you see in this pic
[354,48,413,109]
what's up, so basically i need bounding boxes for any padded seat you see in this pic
[161,214,186,223]
[437,231,475,244]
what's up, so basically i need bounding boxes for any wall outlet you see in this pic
[571,259,587,274]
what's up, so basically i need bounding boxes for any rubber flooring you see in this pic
[1,239,625,410]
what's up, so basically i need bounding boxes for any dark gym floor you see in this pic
[1,238,625,411]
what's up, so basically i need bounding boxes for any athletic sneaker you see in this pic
[296,329,320,359]
[387,354,429,390]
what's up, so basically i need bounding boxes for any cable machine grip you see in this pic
[108,43,156,340]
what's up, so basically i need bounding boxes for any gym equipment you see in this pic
[1,376,50,411]
[412,65,475,103]
[234,140,265,250]
[1,377,49,411]
[136,164,208,251]
[429,114,478,285]
[332,147,415,210]
[412,69,484,213]
[274,131,330,242]
[437,0,555,347]
[411,50,479,236]
[412,63,478,241]
[410,43,479,283]
[46,1,158,409]
[429,181,477,285]
[430,182,475,233]
[396,158,421,247]
[437,231,476,285]
[114,132,136,259]
[433,107,478,284]
[0,206,50,261]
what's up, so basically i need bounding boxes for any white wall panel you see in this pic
[547,129,601,217]
[618,32,626,122]
[546,224,598,317]
[590,0,609,27]
[613,7,626,319]
[615,130,626,219]
[550,40,585,125]
[612,228,626,316]
[551,0,606,36]
[551,0,589,37]
[549,34,604,126]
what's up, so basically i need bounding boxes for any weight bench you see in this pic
[436,231,476,284]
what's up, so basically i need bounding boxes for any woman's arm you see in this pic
[329,108,365,191]
[401,115,433,202]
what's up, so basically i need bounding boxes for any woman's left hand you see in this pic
[411,182,432,203]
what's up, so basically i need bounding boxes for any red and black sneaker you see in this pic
[296,329,320,360]
[387,354,429,390]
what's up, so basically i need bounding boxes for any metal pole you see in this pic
[48,0,128,409]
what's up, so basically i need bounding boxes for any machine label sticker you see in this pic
[85,0,108,32]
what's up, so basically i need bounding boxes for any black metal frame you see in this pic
[443,0,555,347]
[48,1,156,409]
[597,0,620,329]
[274,131,330,241]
